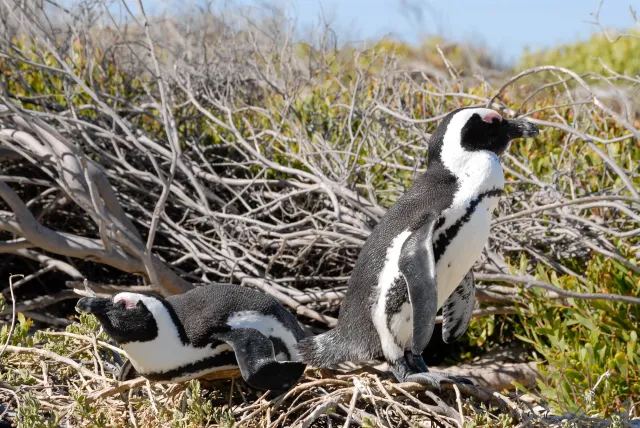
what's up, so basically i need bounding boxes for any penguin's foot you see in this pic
[402,372,471,389]
[391,353,473,390]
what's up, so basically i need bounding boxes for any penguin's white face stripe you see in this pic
[372,231,412,362]
[227,310,302,361]
[437,109,504,246]
[116,294,233,375]
[440,108,504,177]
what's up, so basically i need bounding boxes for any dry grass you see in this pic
[1,310,638,427]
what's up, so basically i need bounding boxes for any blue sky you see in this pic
[221,0,638,64]
[121,0,637,65]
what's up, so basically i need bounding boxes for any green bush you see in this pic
[515,254,639,415]
[520,29,640,76]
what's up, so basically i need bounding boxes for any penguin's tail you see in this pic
[296,329,350,368]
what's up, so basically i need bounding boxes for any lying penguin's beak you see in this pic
[76,297,113,315]
[505,119,539,139]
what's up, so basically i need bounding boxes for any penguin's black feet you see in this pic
[391,353,473,390]
[402,372,471,389]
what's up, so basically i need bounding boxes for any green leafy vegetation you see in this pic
[518,255,640,415]
[520,29,640,76]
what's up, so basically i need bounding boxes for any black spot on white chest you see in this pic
[432,188,502,262]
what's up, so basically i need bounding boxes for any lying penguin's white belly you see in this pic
[122,308,301,382]
[122,337,236,380]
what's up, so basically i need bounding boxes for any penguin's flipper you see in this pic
[398,215,439,356]
[211,328,306,392]
[442,270,476,343]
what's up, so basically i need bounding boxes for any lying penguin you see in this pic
[76,283,307,392]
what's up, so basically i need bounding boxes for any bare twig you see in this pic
[0,274,23,360]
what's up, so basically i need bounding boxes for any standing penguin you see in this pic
[76,283,307,392]
[297,107,539,387]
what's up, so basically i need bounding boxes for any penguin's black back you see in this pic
[166,283,306,348]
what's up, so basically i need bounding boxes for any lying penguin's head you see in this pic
[76,292,160,344]
[429,107,539,165]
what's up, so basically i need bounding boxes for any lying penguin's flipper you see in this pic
[442,270,476,344]
[398,215,439,356]
[211,328,306,392]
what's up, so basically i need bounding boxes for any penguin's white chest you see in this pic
[371,151,503,359]
[434,198,494,307]
[434,151,504,306]
[122,308,301,381]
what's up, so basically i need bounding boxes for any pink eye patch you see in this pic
[481,112,502,124]
[114,295,138,309]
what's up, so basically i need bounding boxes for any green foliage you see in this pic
[163,380,235,428]
[0,312,34,347]
[73,394,110,428]
[291,36,501,90]
[465,402,515,427]
[67,312,110,339]
[0,365,38,387]
[515,254,640,416]
[17,394,59,428]
[520,29,640,76]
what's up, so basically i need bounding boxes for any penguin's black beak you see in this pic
[505,119,539,139]
[76,297,114,315]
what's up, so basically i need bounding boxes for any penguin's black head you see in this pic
[76,292,159,344]
[458,109,539,155]
[428,107,539,166]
